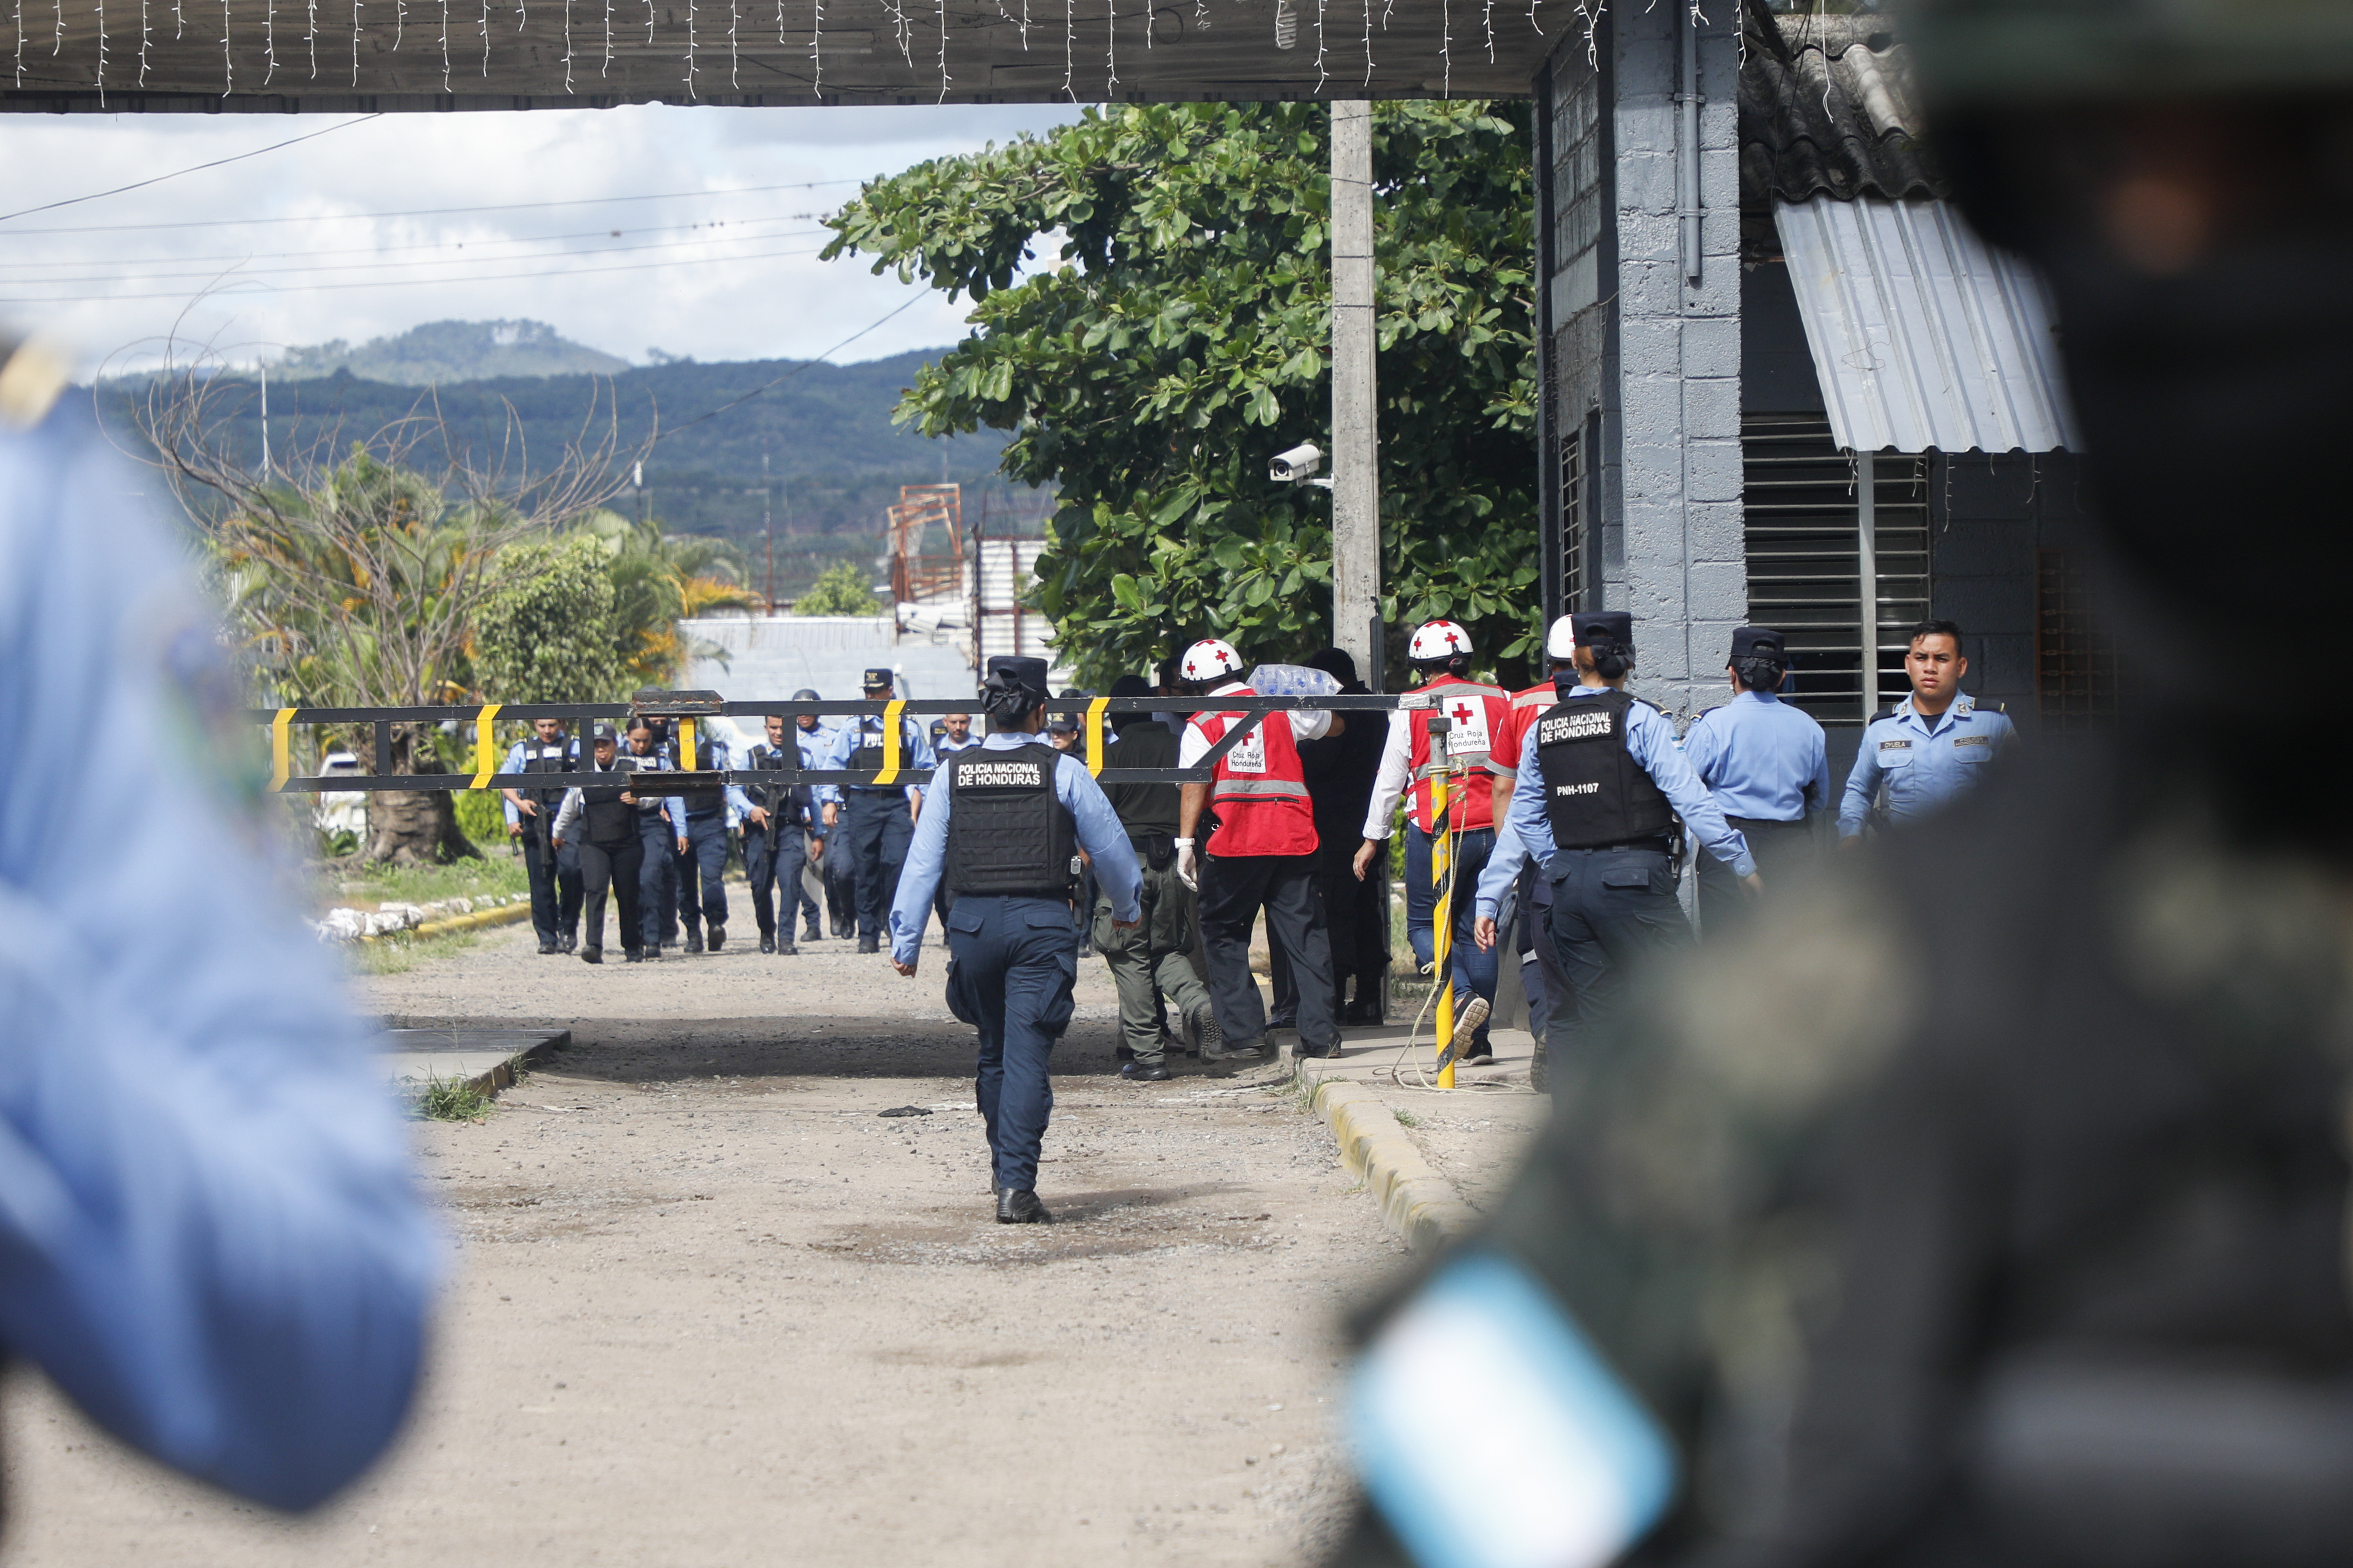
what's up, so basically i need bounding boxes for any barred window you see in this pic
[2036,548,2116,730]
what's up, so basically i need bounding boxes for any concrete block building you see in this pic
[1533,7,2101,778]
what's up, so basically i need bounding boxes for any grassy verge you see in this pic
[411,1071,495,1122]
[329,849,530,909]
[352,927,485,976]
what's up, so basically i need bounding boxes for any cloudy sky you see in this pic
[0,103,1086,377]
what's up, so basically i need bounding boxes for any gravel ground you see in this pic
[0,908,1408,1567]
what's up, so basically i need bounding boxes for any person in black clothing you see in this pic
[741,713,814,956]
[549,725,648,965]
[500,716,583,955]
[1094,675,1219,1081]
[1302,647,1390,1024]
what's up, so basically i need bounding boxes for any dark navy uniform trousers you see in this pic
[1546,844,1693,1051]
[943,894,1079,1192]
[847,789,917,941]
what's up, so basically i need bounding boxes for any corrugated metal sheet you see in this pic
[1775,196,2082,455]
[1742,12,1948,207]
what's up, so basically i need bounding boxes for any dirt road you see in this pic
[0,915,1407,1566]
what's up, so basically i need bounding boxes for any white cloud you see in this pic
[0,102,1085,376]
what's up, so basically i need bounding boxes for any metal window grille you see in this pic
[2036,547,2116,730]
[1559,420,1587,612]
[1741,414,1930,725]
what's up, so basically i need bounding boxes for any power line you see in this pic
[658,292,929,440]
[0,179,863,239]
[0,242,836,304]
[0,115,386,225]
[0,225,827,288]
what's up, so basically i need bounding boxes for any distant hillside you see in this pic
[100,349,1048,600]
[272,320,631,384]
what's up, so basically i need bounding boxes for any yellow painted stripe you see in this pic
[269,708,295,791]
[470,703,503,789]
[1432,771,1455,1089]
[1086,696,1110,777]
[677,717,697,771]
[874,700,906,784]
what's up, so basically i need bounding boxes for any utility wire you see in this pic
[0,178,861,238]
[657,291,926,439]
[0,114,385,224]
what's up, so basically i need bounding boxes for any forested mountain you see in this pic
[102,347,1044,599]
[272,320,631,383]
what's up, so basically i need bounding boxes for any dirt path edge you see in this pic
[1305,1078,1479,1253]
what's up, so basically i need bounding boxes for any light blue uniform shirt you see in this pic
[1476,687,1756,917]
[935,733,984,756]
[618,748,689,830]
[1837,692,2016,837]
[888,732,1144,966]
[0,403,439,1509]
[499,735,581,826]
[825,711,937,801]
[1681,690,1831,822]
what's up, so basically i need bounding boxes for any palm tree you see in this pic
[577,510,763,686]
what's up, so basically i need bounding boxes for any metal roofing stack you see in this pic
[1740,12,1951,211]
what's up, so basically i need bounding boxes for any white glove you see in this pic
[1176,843,1199,891]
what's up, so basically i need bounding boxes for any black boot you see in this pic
[759,931,776,954]
[579,946,603,965]
[996,1189,1051,1224]
[684,929,704,955]
[707,921,725,952]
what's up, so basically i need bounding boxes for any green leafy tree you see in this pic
[474,532,629,703]
[575,510,761,685]
[793,560,888,617]
[823,100,1537,688]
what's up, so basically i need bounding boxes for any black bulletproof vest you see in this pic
[1534,687,1676,850]
[580,759,641,845]
[678,737,724,818]
[520,738,574,807]
[848,719,896,778]
[747,743,811,825]
[944,742,1077,898]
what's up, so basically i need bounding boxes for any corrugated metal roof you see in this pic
[1741,12,1949,211]
[1774,196,2081,455]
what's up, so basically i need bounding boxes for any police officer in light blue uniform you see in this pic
[889,656,1142,1224]
[826,666,937,953]
[671,722,752,954]
[500,718,583,954]
[1474,612,1757,1060]
[621,722,689,957]
[1681,625,1830,934]
[0,344,437,1509]
[1838,617,2017,841]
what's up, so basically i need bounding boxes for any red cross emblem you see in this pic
[1448,698,1479,728]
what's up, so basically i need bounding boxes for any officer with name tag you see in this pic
[499,716,583,954]
[549,724,659,964]
[1352,619,1514,1063]
[1474,612,1757,1056]
[742,713,831,956]
[621,722,689,958]
[1681,625,1831,933]
[888,656,1142,1224]
[671,722,748,954]
[1838,618,2016,843]
[824,667,936,954]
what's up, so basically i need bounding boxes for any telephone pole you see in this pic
[1330,101,1381,690]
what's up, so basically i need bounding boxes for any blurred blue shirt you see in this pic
[887,732,1143,966]
[0,400,439,1510]
[1476,687,1756,916]
[1681,690,1831,822]
[1837,692,2016,837]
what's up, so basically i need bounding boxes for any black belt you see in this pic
[1726,815,1808,832]
[1558,835,1673,855]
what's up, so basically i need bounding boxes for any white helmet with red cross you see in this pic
[1179,638,1246,684]
[1408,619,1473,665]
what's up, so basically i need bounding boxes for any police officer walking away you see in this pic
[889,657,1141,1223]
[1681,625,1830,933]
[1839,617,2016,842]
[1095,674,1219,1082]
[826,666,936,953]
[500,715,582,954]
[550,724,654,963]
[1174,638,1346,1062]
[742,713,827,955]
[1473,612,1756,1052]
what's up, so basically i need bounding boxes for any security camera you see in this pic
[1269,443,1323,484]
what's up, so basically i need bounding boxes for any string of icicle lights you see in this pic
[35,0,1556,103]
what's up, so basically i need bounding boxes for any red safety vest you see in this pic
[1193,689,1319,858]
[1404,676,1512,834]
[1493,679,1562,781]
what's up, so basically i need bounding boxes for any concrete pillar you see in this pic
[1330,100,1382,691]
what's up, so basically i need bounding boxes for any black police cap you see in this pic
[862,667,895,690]
[590,722,619,743]
[1730,626,1786,663]
[983,655,1051,702]
[1574,611,1634,648]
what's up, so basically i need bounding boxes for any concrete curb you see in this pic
[464,1033,568,1096]
[1305,1076,1480,1253]
[361,901,533,945]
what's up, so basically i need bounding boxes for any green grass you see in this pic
[1392,1108,1422,1128]
[411,1071,495,1122]
[332,851,530,908]
[351,928,485,975]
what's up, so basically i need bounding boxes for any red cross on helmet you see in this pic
[1179,638,1246,683]
[1408,619,1472,663]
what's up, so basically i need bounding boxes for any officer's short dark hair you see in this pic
[1908,618,1965,649]
[1155,656,1180,690]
